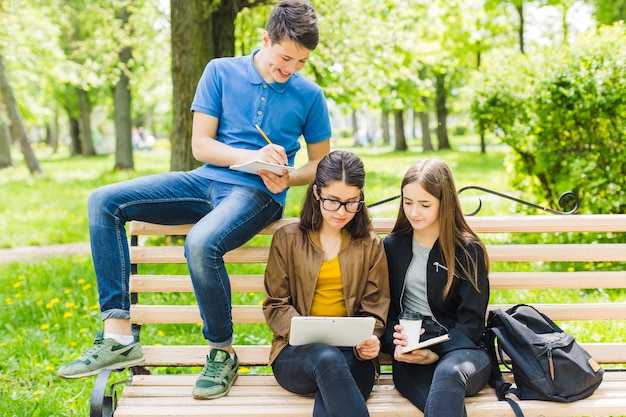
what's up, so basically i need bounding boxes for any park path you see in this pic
[0,242,91,263]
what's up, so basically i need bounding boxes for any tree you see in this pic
[0,52,42,175]
[169,0,270,172]
[588,0,626,24]
[0,122,12,168]
[470,23,626,214]
[113,5,134,170]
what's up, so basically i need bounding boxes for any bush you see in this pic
[470,23,626,214]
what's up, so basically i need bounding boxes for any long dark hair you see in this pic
[299,150,371,239]
[391,158,489,298]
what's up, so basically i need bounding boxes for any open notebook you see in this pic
[289,316,375,347]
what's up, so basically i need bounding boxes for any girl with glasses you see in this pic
[263,150,390,417]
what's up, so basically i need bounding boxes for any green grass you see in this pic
[0,139,513,249]
[2,141,621,416]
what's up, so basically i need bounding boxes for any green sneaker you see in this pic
[192,348,239,400]
[57,330,144,379]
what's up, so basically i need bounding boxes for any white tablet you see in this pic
[289,316,376,347]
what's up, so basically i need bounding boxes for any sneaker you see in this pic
[192,348,239,400]
[57,330,145,379]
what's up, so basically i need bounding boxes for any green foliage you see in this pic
[470,23,626,214]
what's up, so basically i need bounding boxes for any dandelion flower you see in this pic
[13,282,21,288]
[5,298,13,305]
[64,289,72,295]
[40,324,50,330]
[63,312,73,318]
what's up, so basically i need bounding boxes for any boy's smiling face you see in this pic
[256,31,310,83]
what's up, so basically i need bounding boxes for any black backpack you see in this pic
[484,304,604,416]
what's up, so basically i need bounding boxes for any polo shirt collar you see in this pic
[248,49,290,93]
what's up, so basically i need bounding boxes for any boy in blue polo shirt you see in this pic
[58,0,331,401]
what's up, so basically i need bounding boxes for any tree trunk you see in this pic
[170,0,237,172]
[419,95,433,152]
[77,87,96,156]
[480,129,486,154]
[0,123,12,168]
[393,110,407,151]
[381,110,390,146]
[516,3,525,54]
[68,113,82,155]
[113,6,134,170]
[0,52,42,174]
[435,73,451,150]
[50,109,59,153]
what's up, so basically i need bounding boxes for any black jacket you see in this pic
[381,233,489,357]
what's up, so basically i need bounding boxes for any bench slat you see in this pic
[130,243,626,264]
[138,343,626,367]
[131,303,626,324]
[487,244,626,262]
[130,274,265,293]
[130,246,269,264]
[131,305,263,324]
[128,214,626,236]
[129,271,626,294]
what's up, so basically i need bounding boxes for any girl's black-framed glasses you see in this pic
[318,195,365,213]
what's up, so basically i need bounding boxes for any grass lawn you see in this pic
[3,140,620,416]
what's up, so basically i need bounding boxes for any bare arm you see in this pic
[191,111,288,167]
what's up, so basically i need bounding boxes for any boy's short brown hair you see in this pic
[266,0,319,51]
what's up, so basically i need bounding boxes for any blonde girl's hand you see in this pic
[355,335,380,361]
[394,345,440,364]
[392,324,438,364]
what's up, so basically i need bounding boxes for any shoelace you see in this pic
[78,337,104,359]
[199,359,229,378]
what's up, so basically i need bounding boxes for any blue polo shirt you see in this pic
[190,49,332,207]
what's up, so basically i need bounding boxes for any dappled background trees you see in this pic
[1,0,624,213]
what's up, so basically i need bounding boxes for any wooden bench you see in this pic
[90,214,626,417]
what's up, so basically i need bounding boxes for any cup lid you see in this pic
[399,311,423,320]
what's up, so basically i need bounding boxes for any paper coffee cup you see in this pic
[398,311,423,349]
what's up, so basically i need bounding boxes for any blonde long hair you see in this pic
[391,159,489,299]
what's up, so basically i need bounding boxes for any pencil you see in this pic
[255,124,272,144]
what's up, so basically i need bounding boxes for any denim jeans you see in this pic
[272,344,374,417]
[88,171,282,346]
[393,347,492,417]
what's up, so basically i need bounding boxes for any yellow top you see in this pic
[309,256,347,317]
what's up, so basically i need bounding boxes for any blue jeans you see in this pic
[272,344,374,417]
[88,171,282,346]
[393,347,492,417]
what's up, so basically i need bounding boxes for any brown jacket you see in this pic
[263,222,390,364]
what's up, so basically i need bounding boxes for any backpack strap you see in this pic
[484,328,525,417]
